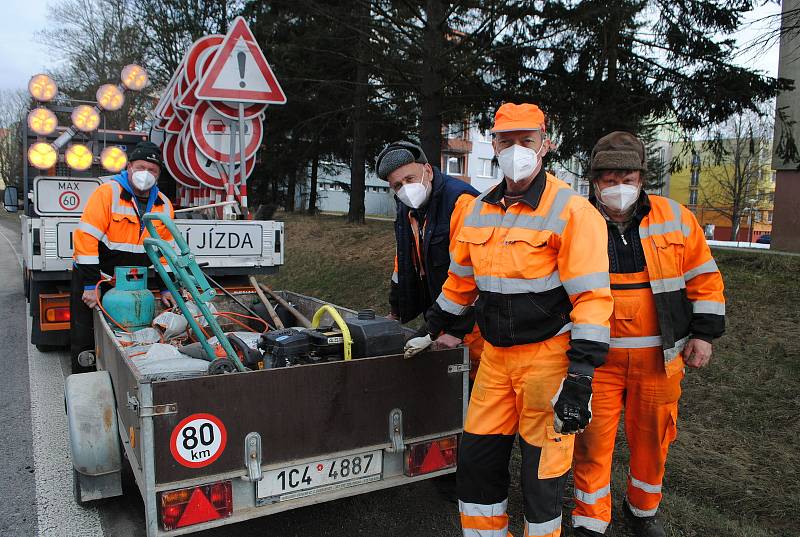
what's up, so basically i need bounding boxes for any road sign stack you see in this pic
[150,17,286,215]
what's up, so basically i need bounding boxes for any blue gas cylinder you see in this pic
[102,266,155,331]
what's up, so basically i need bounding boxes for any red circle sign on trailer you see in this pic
[170,413,227,468]
[190,101,263,164]
[183,129,255,189]
[184,35,223,86]
[209,100,267,120]
[163,131,200,188]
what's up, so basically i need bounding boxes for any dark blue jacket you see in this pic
[390,168,479,323]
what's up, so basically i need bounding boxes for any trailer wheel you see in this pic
[65,371,123,503]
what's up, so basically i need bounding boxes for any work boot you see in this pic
[623,500,666,537]
[572,525,605,536]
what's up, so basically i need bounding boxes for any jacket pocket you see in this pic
[427,233,451,267]
[651,233,685,276]
[538,424,575,479]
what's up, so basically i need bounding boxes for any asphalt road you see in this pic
[0,212,467,537]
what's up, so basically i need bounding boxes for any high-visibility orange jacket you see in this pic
[425,169,614,374]
[622,194,726,374]
[73,171,174,289]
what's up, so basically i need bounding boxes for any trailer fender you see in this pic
[65,370,123,502]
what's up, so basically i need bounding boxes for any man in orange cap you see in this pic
[570,132,725,537]
[405,103,613,537]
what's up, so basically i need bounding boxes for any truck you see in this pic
[8,112,283,368]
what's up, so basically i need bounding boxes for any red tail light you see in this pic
[404,435,458,477]
[45,307,71,322]
[159,480,232,530]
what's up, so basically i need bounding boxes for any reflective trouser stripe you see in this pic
[391,271,398,284]
[572,515,609,533]
[629,475,662,494]
[609,335,663,348]
[626,498,659,517]
[574,484,611,505]
[525,514,562,536]
[460,499,508,537]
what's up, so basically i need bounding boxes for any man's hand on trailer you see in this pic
[82,289,99,309]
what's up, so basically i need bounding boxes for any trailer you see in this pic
[65,290,469,536]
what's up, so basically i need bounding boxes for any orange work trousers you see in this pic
[457,332,574,537]
[571,270,684,534]
[463,324,485,380]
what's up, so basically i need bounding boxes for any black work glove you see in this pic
[551,374,593,434]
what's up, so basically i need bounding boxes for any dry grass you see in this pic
[263,213,800,537]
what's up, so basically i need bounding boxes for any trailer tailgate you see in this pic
[150,348,466,484]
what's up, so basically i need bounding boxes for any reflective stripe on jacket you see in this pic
[73,171,174,288]
[637,195,725,374]
[426,171,613,373]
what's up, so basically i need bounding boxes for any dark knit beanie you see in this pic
[590,131,647,172]
[129,141,163,168]
[375,140,428,181]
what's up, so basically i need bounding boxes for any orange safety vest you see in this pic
[73,175,174,288]
[427,171,614,372]
[632,195,726,375]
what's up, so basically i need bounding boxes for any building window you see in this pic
[754,211,762,223]
[578,183,590,197]
[445,155,465,175]
[444,123,464,139]
[767,191,775,203]
[477,158,495,178]
[771,171,777,184]
[768,210,773,223]
[689,189,698,205]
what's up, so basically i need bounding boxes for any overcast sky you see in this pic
[0,0,783,93]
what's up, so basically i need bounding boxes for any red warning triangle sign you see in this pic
[195,17,287,105]
[176,488,222,528]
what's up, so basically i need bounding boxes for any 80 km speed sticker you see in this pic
[170,413,227,468]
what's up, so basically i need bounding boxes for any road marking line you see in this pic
[26,316,105,536]
[0,226,22,269]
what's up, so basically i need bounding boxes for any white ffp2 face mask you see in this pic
[396,168,431,209]
[598,184,640,212]
[131,170,156,191]
[497,143,543,183]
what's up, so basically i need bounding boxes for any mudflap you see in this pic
[65,370,123,502]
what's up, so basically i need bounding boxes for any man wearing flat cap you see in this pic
[70,141,177,373]
[375,140,483,375]
[571,131,725,537]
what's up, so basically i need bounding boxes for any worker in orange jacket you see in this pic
[405,103,613,537]
[70,141,177,373]
[571,132,726,537]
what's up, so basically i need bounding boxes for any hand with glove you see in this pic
[404,334,433,359]
[551,374,593,434]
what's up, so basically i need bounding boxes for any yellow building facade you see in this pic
[669,139,775,241]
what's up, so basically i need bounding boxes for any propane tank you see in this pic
[102,266,155,331]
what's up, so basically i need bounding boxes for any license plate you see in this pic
[256,450,383,504]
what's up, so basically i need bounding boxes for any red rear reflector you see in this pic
[159,480,232,530]
[45,307,71,322]
[404,435,458,477]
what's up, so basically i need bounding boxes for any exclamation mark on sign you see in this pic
[237,51,246,88]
